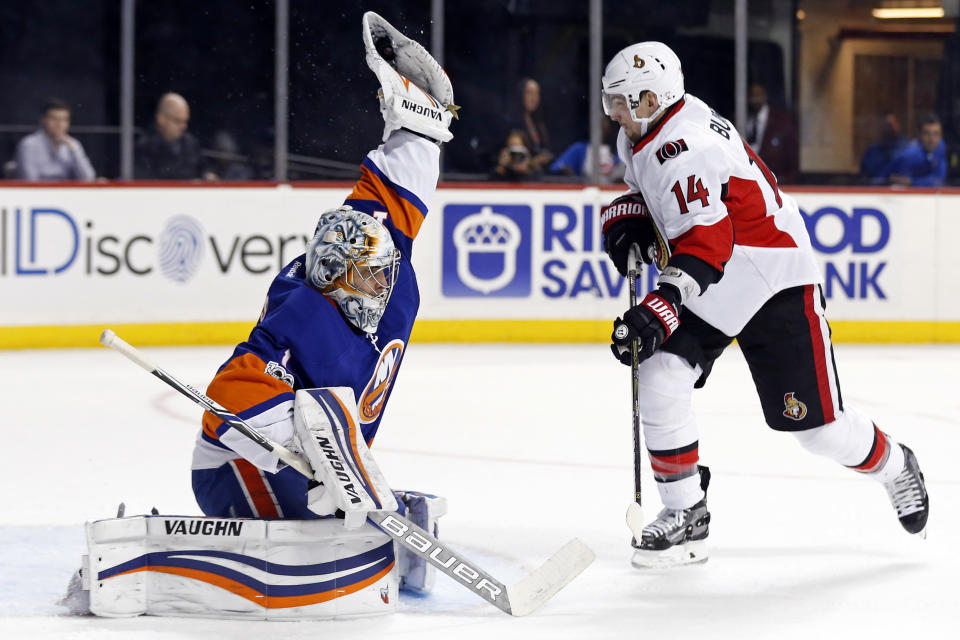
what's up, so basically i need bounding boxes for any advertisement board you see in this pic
[1,184,957,347]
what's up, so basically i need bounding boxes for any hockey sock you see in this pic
[656,470,705,510]
[792,405,905,482]
[636,353,704,510]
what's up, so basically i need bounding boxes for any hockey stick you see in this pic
[99,329,594,616]
[624,245,646,542]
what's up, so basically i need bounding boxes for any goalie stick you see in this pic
[625,245,646,542]
[99,329,594,616]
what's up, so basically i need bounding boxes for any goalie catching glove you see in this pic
[363,11,459,144]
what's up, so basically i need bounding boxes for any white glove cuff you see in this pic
[657,266,701,306]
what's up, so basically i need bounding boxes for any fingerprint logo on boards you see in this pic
[158,215,204,283]
[442,204,531,297]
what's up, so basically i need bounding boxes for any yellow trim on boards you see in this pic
[2,320,960,349]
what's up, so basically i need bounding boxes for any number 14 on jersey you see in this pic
[671,175,710,214]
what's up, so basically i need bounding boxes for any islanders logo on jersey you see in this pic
[359,339,405,424]
[783,392,808,421]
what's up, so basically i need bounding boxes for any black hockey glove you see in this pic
[611,286,681,366]
[600,193,659,277]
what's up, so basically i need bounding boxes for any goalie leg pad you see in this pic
[82,515,398,620]
[394,490,448,595]
[293,387,397,527]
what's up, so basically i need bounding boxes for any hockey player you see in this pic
[599,42,929,568]
[190,13,457,593]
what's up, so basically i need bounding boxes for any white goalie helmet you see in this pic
[306,207,400,334]
[601,41,684,137]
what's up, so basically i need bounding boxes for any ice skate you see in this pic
[632,467,711,568]
[884,445,929,537]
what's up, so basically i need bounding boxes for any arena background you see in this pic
[2,0,959,349]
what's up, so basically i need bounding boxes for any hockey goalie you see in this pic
[71,12,458,621]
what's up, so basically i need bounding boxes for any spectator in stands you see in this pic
[860,113,910,181]
[493,130,540,181]
[14,98,96,181]
[744,82,798,184]
[877,114,947,187]
[549,117,623,183]
[209,130,253,181]
[513,78,553,172]
[135,93,216,180]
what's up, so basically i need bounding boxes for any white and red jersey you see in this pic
[617,94,820,336]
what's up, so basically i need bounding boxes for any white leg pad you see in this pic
[393,491,448,594]
[83,515,398,620]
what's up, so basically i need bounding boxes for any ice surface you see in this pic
[1,342,957,638]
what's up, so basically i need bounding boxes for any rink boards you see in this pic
[1,183,958,347]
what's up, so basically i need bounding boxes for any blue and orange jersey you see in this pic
[192,131,440,472]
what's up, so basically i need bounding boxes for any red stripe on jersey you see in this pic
[649,448,699,476]
[348,165,425,240]
[801,285,836,423]
[632,99,687,154]
[232,459,280,518]
[669,217,734,272]
[202,352,293,441]
[852,425,889,473]
[721,176,796,248]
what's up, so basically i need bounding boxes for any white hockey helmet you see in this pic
[306,206,400,334]
[601,41,684,136]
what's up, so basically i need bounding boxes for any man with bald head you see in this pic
[135,92,216,180]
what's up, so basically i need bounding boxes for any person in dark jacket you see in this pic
[135,93,216,180]
[860,113,909,181]
[744,83,798,184]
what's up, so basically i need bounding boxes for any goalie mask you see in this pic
[601,41,684,137]
[306,207,399,334]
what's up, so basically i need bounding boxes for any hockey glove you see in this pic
[611,286,681,365]
[363,11,459,143]
[600,193,661,276]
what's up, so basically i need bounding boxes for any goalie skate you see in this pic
[632,467,711,569]
[884,445,929,537]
